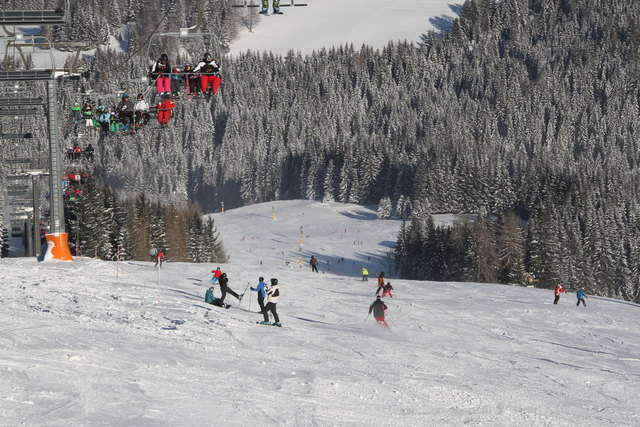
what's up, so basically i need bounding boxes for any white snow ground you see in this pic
[1,200,639,426]
[229,0,461,56]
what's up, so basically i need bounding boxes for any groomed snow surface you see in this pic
[229,0,461,56]
[1,200,639,426]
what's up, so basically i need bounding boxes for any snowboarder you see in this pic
[260,0,282,14]
[250,276,268,313]
[218,272,243,303]
[361,266,369,281]
[205,286,230,308]
[381,282,394,298]
[150,53,172,95]
[576,287,588,307]
[260,278,281,326]
[157,95,175,127]
[553,283,565,304]
[310,255,319,273]
[155,250,165,268]
[368,296,390,330]
[193,53,221,96]
[376,272,385,295]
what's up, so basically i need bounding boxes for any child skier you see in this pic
[157,96,175,127]
[250,276,267,313]
[260,278,281,326]
[381,282,394,298]
[576,288,588,307]
[554,283,565,304]
[368,296,390,330]
[376,272,385,295]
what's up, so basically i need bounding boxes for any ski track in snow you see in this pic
[1,201,640,425]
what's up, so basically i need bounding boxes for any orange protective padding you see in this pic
[43,233,74,261]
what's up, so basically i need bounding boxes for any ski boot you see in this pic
[273,322,282,327]
[259,321,271,325]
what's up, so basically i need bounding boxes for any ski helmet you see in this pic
[270,278,278,286]
[204,52,212,59]
[122,94,129,99]
[376,295,381,300]
[160,53,168,61]
[259,277,264,282]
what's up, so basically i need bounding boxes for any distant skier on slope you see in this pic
[210,267,223,284]
[576,287,588,307]
[369,296,390,330]
[155,250,165,268]
[553,283,565,304]
[376,272,385,295]
[381,282,394,298]
[250,276,267,313]
[361,267,369,281]
[260,278,281,326]
[310,255,319,273]
[205,286,230,308]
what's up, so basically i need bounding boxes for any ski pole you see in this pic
[248,290,253,312]
[363,313,370,325]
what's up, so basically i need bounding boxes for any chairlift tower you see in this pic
[0,1,72,260]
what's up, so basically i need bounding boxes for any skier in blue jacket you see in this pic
[250,276,267,312]
[576,288,588,307]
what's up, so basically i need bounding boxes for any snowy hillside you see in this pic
[1,200,639,425]
[229,0,461,55]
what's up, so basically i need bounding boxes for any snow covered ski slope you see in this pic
[229,0,461,56]
[1,200,639,425]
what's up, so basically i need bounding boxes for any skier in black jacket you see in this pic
[218,273,243,303]
[369,296,390,330]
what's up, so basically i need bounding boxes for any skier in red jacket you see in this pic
[157,96,175,126]
[381,282,394,298]
[553,283,565,304]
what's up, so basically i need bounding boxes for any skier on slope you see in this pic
[210,267,223,284]
[369,296,390,330]
[260,278,281,326]
[576,287,588,307]
[205,286,229,308]
[361,266,369,281]
[155,250,165,268]
[376,272,385,295]
[250,276,268,313]
[381,282,394,298]
[260,0,282,15]
[310,255,319,273]
[553,283,565,304]
[218,272,244,304]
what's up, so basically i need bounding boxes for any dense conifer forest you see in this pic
[1,0,639,301]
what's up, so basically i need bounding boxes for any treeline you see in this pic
[64,177,226,262]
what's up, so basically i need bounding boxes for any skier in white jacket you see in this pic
[260,278,281,326]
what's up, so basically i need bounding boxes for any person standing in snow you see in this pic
[310,255,319,273]
[250,276,267,313]
[155,250,165,268]
[361,267,369,281]
[369,296,390,330]
[260,278,281,326]
[218,272,243,304]
[576,287,588,307]
[381,282,394,298]
[553,283,565,304]
[205,286,229,308]
[376,272,385,295]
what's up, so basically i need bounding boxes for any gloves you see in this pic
[250,287,255,291]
